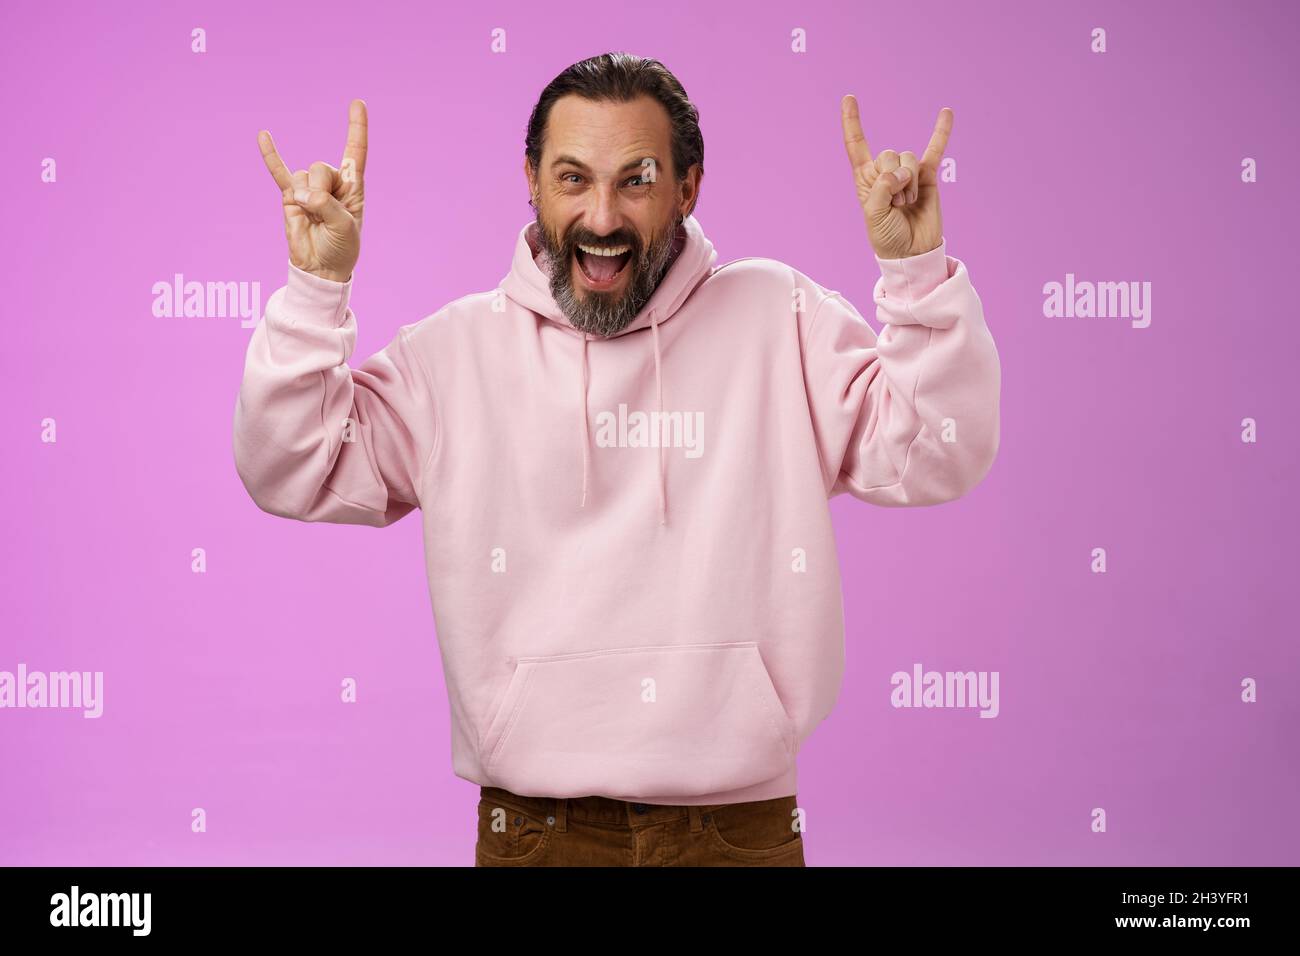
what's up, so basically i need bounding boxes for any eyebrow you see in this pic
[551,154,659,174]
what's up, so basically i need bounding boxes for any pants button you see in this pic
[632,803,649,814]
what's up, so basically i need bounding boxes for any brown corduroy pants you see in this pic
[474,785,806,867]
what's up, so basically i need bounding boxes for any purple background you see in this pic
[3,0,1297,866]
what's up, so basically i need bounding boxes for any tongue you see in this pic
[583,250,626,281]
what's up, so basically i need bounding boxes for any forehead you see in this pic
[543,94,672,171]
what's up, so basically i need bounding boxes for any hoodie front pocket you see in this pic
[478,642,796,800]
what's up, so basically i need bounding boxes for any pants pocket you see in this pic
[474,796,553,866]
[704,795,805,864]
[479,642,796,800]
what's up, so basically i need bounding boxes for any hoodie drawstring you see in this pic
[649,307,666,526]
[578,330,590,507]
[577,307,666,526]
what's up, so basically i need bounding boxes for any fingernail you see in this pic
[293,189,311,203]
[892,194,904,205]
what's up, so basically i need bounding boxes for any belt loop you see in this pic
[688,805,704,833]
[554,797,568,833]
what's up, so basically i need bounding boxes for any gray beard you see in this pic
[533,210,682,338]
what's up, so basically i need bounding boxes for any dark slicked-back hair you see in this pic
[525,52,704,214]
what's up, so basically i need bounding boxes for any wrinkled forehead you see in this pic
[541,95,674,177]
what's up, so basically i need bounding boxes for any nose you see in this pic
[584,182,623,238]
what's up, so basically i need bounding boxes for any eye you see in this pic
[558,172,648,187]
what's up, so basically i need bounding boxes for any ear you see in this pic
[523,154,538,204]
[679,164,703,219]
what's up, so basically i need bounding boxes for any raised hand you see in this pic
[841,95,951,260]
[258,99,368,282]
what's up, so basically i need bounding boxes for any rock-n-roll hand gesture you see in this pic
[841,95,952,261]
[258,98,369,283]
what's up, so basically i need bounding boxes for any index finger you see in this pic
[920,107,954,172]
[258,130,294,193]
[342,98,368,180]
[840,94,873,170]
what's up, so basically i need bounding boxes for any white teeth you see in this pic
[577,243,631,256]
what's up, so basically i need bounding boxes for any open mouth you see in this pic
[575,244,633,288]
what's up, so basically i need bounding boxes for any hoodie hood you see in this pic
[499,213,718,526]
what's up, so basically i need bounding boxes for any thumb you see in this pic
[865,165,910,224]
[291,187,353,231]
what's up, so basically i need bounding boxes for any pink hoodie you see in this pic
[233,214,1001,805]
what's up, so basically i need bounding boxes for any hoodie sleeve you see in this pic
[797,237,1001,506]
[232,261,436,527]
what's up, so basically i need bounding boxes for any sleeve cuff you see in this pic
[283,260,353,327]
[874,237,951,303]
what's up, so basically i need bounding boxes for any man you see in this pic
[234,52,1001,867]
